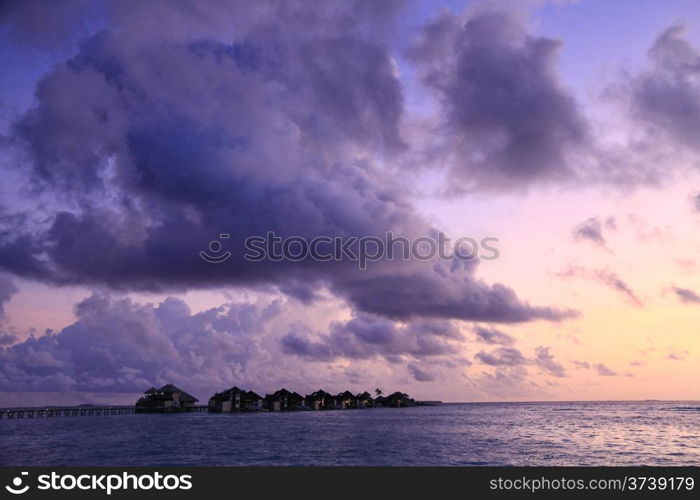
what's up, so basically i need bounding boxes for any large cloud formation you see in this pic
[0,293,281,394]
[631,25,700,152]
[280,314,464,362]
[0,0,573,326]
[410,9,589,190]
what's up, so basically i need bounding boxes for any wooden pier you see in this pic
[0,405,208,419]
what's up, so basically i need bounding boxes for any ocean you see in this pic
[1,401,698,466]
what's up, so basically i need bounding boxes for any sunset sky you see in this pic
[1,0,699,406]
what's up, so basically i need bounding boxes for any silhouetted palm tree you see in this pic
[374,387,383,397]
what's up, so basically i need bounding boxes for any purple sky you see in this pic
[1,0,700,405]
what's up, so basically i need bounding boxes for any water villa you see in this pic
[2,385,431,420]
[208,386,263,412]
[207,386,418,412]
[135,384,199,412]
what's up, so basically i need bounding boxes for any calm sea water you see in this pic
[1,402,699,466]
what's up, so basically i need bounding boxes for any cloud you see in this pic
[594,270,643,308]
[474,347,528,367]
[675,259,697,273]
[671,286,700,304]
[572,216,616,247]
[278,329,334,361]
[571,360,590,369]
[666,348,689,361]
[410,8,588,190]
[534,346,566,377]
[594,363,618,376]
[0,333,18,346]
[691,193,700,213]
[280,314,464,363]
[407,363,435,382]
[0,273,18,321]
[558,266,643,308]
[474,345,566,377]
[0,293,282,394]
[335,272,577,322]
[0,290,481,400]
[473,325,514,345]
[631,25,700,153]
[0,1,573,326]
[0,0,97,49]
[464,365,546,400]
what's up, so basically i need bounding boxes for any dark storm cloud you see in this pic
[334,272,576,322]
[0,0,97,48]
[473,325,514,346]
[631,25,700,152]
[572,216,616,247]
[671,286,700,304]
[0,0,574,325]
[410,9,588,189]
[0,293,281,393]
[280,315,463,362]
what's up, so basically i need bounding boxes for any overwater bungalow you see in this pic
[264,388,294,411]
[209,387,264,412]
[135,384,198,412]
[202,385,416,413]
[242,391,264,411]
[356,391,374,408]
[332,390,358,409]
[209,386,246,412]
[289,391,305,410]
[305,389,331,410]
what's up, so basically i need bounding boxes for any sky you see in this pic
[0,0,699,406]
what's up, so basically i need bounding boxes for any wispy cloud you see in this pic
[558,266,644,307]
[671,286,700,304]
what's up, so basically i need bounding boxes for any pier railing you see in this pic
[0,405,209,419]
[0,402,436,419]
